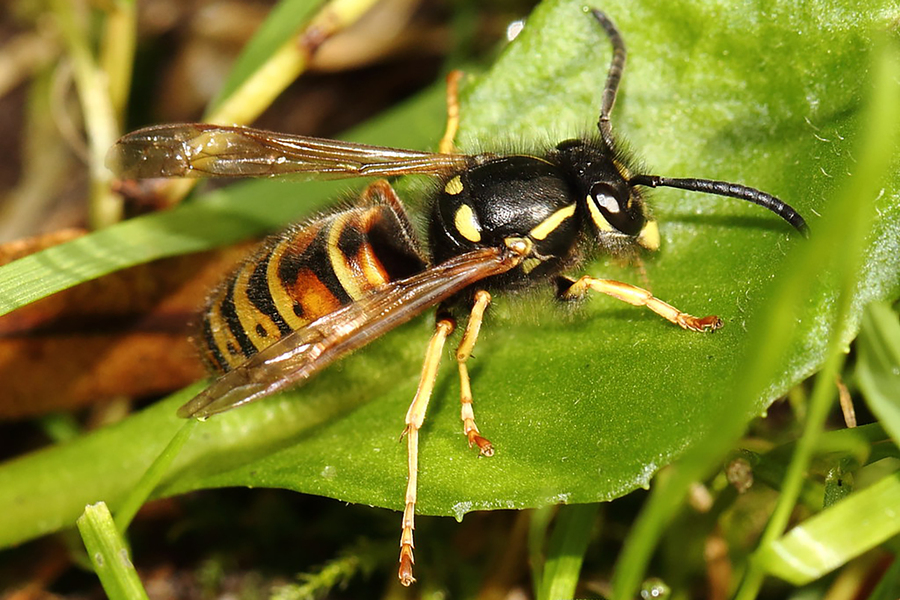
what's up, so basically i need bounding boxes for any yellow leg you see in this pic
[561,276,723,332]
[399,317,455,587]
[456,290,494,456]
[438,70,463,155]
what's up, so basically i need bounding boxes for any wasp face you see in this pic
[552,139,659,251]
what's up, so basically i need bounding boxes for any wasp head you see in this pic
[552,138,659,252]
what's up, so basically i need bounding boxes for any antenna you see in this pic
[628,174,809,236]
[590,9,626,150]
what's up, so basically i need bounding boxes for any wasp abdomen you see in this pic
[199,203,427,373]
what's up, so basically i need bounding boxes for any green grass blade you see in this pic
[865,557,900,600]
[206,0,381,125]
[858,301,900,445]
[738,35,900,599]
[755,473,900,585]
[113,419,198,532]
[77,502,150,600]
[539,503,600,600]
[529,505,556,596]
[208,0,318,111]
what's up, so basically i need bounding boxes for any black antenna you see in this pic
[590,8,626,150]
[629,174,809,236]
[588,8,808,237]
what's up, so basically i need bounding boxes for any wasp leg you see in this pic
[438,70,463,155]
[560,276,723,332]
[399,317,456,587]
[456,290,495,456]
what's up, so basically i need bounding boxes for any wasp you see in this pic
[107,8,808,586]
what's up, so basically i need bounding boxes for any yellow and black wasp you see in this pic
[107,8,808,586]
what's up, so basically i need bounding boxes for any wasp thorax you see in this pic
[429,155,583,286]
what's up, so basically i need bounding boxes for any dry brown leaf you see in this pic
[0,230,251,419]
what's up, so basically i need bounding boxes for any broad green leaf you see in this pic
[1,0,899,553]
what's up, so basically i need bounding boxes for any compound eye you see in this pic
[588,182,643,236]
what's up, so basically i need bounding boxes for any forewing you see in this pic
[178,246,523,418]
[107,123,472,180]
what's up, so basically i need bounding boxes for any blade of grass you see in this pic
[857,301,900,444]
[865,556,900,600]
[0,177,344,316]
[539,503,600,600]
[529,505,556,597]
[77,502,150,600]
[755,472,900,584]
[737,38,900,600]
[269,539,381,600]
[208,0,319,111]
[113,419,198,531]
[154,0,378,206]
[51,0,121,228]
[735,314,847,598]
[0,81,445,316]
[99,0,137,122]
[206,0,381,126]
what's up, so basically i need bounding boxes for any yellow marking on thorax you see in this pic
[454,204,482,242]
[444,175,464,195]
[529,204,576,240]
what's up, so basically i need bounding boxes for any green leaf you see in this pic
[1,0,899,556]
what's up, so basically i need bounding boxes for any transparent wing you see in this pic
[177,246,523,418]
[107,123,473,180]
